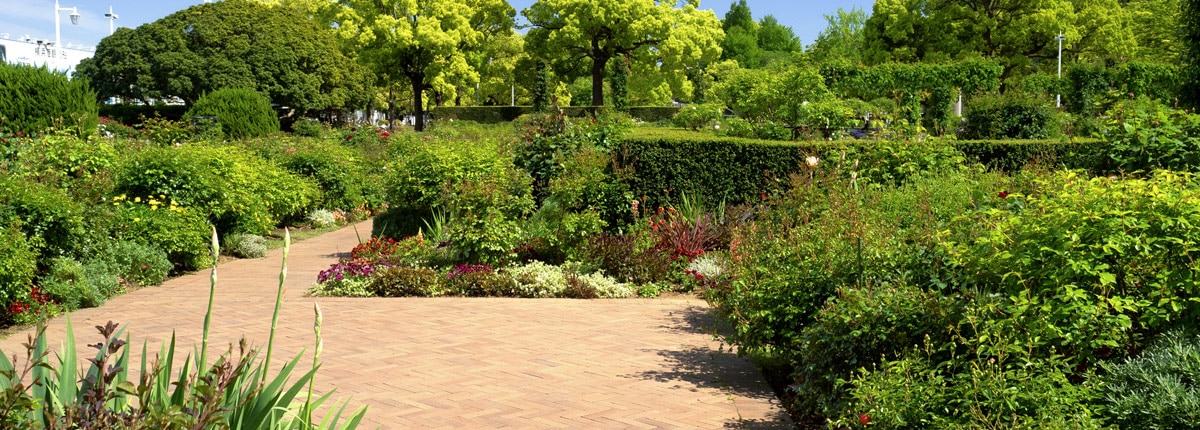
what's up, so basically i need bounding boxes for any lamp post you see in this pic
[54,0,80,68]
[1055,32,1066,108]
[105,6,118,36]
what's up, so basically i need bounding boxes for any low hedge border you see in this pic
[99,104,190,125]
[618,127,1104,208]
[430,106,681,124]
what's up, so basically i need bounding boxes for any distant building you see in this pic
[0,33,94,74]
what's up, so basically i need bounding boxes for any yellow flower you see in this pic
[134,197,141,203]
[133,218,141,222]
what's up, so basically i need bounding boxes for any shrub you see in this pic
[108,195,213,271]
[793,284,961,417]
[1100,330,1200,429]
[3,132,118,197]
[446,270,518,297]
[0,62,98,138]
[185,88,279,139]
[582,231,674,285]
[366,266,443,297]
[0,224,36,311]
[672,103,724,131]
[307,209,337,228]
[506,261,569,297]
[292,118,323,137]
[1094,97,1200,173]
[945,171,1200,365]
[99,240,171,287]
[224,233,268,259]
[115,144,319,235]
[277,143,371,211]
[565,270,633,299]
[139,116,194,146]
[38,257,105,311]
[961,92,1059,139]
[308,276,373,297]
[0,177,89,261]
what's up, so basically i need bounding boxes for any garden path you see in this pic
[0,221,791,429]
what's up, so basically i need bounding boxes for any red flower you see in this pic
[346,135,354,140]
[997,191,1009,199]
[381,131,390,137]
[760,193,767,200]
[859,413,870,426]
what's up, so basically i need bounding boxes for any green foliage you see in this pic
[1094,97,1200,173]
[224,233,268,259]
[274,142,373,212]
[38,257,107,311]
[793,284,961,417]
[0,62,98,138]
[186,88,279,139]
[582,231,675,285]
[672,104,724,131]
[821,60,1003,101]
[115,144,319,235]
[447,270,520,297]
[525,146,630,259]
[1,132,118,200]
[367,266,445,297]
[0,224,36,310]
[836,303,1106,429]
[97,105,189,125]
[533,61,550,113]
[954,139,1101,172]
[1065,61,1181,117]
[138,117,193,146]
[77,0,370,114]
[0,178,89,262]
[945,171,1200,365]
[386,135,534,264]
[291,119,324,137]
[107,195,214,271]
[1185,0,1200,108]
[1100,330,1200,429]
[97,240,172,287]
[962,92,1060,140]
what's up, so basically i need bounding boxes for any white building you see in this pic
[0,33,94,74]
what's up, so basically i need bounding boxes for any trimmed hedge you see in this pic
[99,104,189,125]
[186,88,279,138]
[618,128,1104,207]
[430,106,680,124]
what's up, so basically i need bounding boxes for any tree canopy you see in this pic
[76,0,370,113]
[524,0,724,106]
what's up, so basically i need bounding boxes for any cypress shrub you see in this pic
[185,88,279,138]
[0,62,98,137]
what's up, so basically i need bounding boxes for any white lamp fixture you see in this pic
[1055,32,1066,108]
[55,0,80,60]
[105,6,119,36]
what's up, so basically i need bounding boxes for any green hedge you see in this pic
[618,128,1104,207]
[430,106,680,124]
[98,104,189,125]
[954,138,1103,172]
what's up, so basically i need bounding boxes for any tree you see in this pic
[1126,0,1183,63]
[808,8,866,64]
[524,0,724,106]
[77,0,370,113]
[331,0,512,130]
[757,15,802,53]
[862,0,1137,80]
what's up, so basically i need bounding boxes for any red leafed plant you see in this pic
[646,207,719,261]
[350,236,399,261]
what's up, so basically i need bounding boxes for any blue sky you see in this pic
[0,0,872,51]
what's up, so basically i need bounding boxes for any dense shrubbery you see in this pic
[185,88,279,139]
[115,144,319,235]
[0,62,99,138]
[962,92,1059,139]
[1092,97,1200,173]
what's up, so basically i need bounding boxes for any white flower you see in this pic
[802,101,809,106]
[805,156,820,168]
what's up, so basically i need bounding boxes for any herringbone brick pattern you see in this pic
[0,221,791,429]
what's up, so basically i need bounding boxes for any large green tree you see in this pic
[77,0,370,113]
[808,7,867,64]
[862,0,1137,79]
[720,0,760,67]
[524,0,724,106]
[331,0,512,130]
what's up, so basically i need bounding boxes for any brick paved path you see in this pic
[0,221,791,429]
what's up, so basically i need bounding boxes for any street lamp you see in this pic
[54,0,80,61]
[105,6,118,36]
[1055,32,1066,108]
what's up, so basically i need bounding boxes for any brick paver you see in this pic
[0,221,791,429]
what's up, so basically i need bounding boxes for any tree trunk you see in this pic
[592,54,610,106]
[412,75,426,132]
